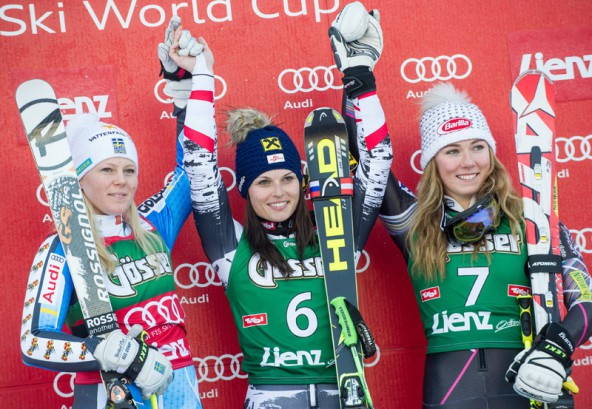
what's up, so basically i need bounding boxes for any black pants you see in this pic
[423,348,529,409]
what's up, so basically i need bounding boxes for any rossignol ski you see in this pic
[16,79,154,409]
[512,70,575,409]
[304,107,373,409]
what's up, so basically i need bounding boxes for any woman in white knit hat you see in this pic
[19,19,204,409]
[373,82,592,408]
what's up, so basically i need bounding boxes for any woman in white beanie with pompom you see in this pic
[19,18,205,409]
[374,82,592,408]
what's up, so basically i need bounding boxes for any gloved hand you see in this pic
[329,1,383,99]
[93,325,173,399]
[329,1,383,71]
[505,322,575,403]
[158,16,203,109]
[169,29,214,76]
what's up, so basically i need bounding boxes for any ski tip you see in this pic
[304,107,344,127]
[15,79,58,109]
[513,69,553,86]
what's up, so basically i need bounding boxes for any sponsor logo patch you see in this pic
[508,284,531,297]
[243,313,268,328]
[438,118,472,135]
[267,153,286,164]
[261,137,282,151]
[420,286,440,302]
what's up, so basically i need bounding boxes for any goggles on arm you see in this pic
[440,194,501,245]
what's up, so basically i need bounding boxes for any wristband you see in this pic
[342,66,376,99]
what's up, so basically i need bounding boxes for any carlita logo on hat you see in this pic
[261,137,282,151]
[111,138,126,154]
[437,118,472,135]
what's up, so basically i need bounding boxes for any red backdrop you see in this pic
[2,1,591,408]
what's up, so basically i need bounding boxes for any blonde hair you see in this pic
[83,195,165,275]
[407,149,524,281]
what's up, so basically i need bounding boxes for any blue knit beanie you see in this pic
[235,125,303,198]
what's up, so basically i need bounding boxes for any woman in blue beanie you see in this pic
[166,8,391,408]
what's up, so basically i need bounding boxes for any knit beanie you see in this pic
[419,83,495,169]
[66,113,138,179]
[235,125,303,198]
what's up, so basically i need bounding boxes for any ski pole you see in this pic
[139,331,160,409]
[516,295,541,409]
[150,395,158,409]
[330,296,374,408]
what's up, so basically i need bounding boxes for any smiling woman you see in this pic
[376,82,592,409]
[19,33,205,406]
[167,6,393,405]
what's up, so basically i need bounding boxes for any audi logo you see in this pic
[278,65,342,94]
[400,54,472,83]
[53,372,75,398]
[36,183,49,207]
[123,294,185,328]
[194,353,247,382]
[364,344,381,368]
[174,262,222,289]
[580,337,592,350]
[411,149,423,174]
[556,135,592,162]
[356,250,371,273]
[570,228,592,254]
[154,76,228,103]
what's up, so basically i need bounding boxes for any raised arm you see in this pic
[329,3,393,254]
[169,28,241,287]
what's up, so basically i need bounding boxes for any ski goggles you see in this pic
[440,194,501,244]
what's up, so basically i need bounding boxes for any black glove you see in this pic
[506,322,574,403]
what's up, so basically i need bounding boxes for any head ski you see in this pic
[304,107,373,408]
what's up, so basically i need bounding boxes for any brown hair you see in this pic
[244,190,316,277]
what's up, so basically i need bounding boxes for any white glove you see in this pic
[157,16,181,75]
[178,29,203,56]
[94,326,173,399]
[158,17,202,109]
[505,323,574,403]
[329,1,383,71]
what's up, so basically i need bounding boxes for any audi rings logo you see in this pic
[53,372,75,398]
[570,228,592,254]
[278,65,342,94]
[194,353,247,382]
[220,166,237,191]
[175,262,222,289]
[36,183,49,207]
[124,294,185,328]
[356,250,371,273]
[556,135,592,162]
[411,149,423,174]
[580,337,592,350]
[400,54,472,83]
[364,344,381,368]
[154,75,227,103]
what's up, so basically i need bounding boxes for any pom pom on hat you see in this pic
[66,113,138,179]
[419,83,495,169]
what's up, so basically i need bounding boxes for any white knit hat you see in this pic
[66,113,138,179]
[419,83,495,169]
